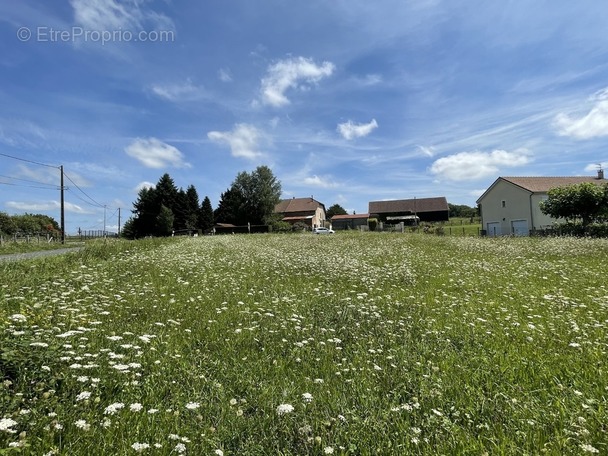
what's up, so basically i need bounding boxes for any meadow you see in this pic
[1,233,607,455]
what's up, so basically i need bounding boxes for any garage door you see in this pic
[511,219,529,236]
[486,222,501,237]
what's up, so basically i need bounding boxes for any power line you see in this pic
[0,152,59,169]
[62,171,105,209]
[0,174,58,188]
[0,181,60,190]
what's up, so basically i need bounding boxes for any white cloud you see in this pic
[302,175,338,188]
[584,162,607,173]
[70,0,172,31]
[125,137,190,169]
[260,57,335,107]
[218,68,232,82]
[135,181,154,192]
[337,119,378,140]
[429,149,531,181]
[207,124,264,160]
[6,200,91,214]
[417,145,435,157]
[554,88,608,139]
[150,79,206,102]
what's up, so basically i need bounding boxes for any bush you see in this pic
[550,221,608,237]
[367,218,378,232]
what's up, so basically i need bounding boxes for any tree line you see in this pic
[122,165,282,238]
[0,212,60,236]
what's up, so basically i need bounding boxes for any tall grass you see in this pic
[1,233,607,454]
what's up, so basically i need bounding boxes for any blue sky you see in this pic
[2,0,608,234]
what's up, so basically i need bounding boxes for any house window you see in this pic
[501,200,506,208]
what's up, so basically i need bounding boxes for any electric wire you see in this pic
[0,152,59,169]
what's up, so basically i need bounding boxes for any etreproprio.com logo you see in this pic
[17,26,175,45]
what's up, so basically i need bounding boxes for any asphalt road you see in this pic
[0,247,84,262]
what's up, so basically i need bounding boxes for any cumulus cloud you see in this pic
[429,149,531,181]
[207,123,264,160]
[260,57,335,107]
[6,200,91,214]
[125,137,190,169]
[554,88,608,139]
[337,119,378,140]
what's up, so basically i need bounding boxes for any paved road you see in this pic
[0,247,84,262]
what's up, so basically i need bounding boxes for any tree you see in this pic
[184,185,201,231]
[214,187,245,225]
[0,212,17,235]
[156,204,174,236]
[448,203,477,218]
[540,182,607,226]
[200,196,214,231]
[326,204,347,219]
[131,174,181,236]
[132,186,157,237]
[232,165,282,225]
[216,166,282,226]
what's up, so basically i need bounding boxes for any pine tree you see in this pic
[200,196,214,231]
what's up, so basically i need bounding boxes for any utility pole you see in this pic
[103,205,107,237]
[117,208,121,237]
[60,165,65,244]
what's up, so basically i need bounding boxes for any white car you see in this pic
[313,227,334,234]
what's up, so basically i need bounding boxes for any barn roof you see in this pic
[330,213,370,220]
[275,197,325,214]
[368,197,448,214]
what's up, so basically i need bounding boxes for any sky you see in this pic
[1,0,608,234]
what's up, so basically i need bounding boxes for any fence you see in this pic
[0,233,57,245]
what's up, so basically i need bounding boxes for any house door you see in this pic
[511,219,529,236]
[486,222,501,237]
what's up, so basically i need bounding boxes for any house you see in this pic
[331,213,370,230]
[476,171,607,236]
[274,197,327,229]
[368,197,449,223]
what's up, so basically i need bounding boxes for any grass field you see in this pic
[1,233,607,455]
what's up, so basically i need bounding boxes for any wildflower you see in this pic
[9,314,27,322]
[130,403,143,412]
[276,404,295,416]
[302,392,313,403]
[174,443,186,453]
[104,403,125,415]
[185,402,200,410]
[215,450,224,456]
[76,391,92,402]
[0,417,18,433]
[580,444,599,453]
[74,419,90,431]
[324,447,334,454]
[131,442,150,452]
